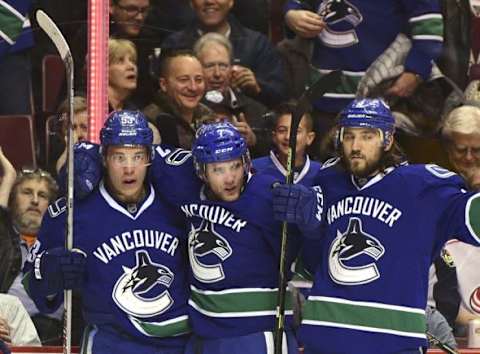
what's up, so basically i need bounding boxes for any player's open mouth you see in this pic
[124,179,136,185]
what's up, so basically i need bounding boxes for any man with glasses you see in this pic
[110,0,150,38]
[442,105,480,190]
[193,32,270,157]
[0,150,60,344]
[26,110,190,354]
[161,0,287,108]
[72,0,155,107]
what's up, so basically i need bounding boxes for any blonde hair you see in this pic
[442,105,480,138]
[58,96,87,115]
[109,38,137,64]
[193,32,233,59]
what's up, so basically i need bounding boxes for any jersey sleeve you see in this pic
[23,198,67,314]
[415,165,480,251]
[401,0,444,79]
[150,144,202,206]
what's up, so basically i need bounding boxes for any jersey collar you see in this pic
[270,150,311,184]
[100,180,155,220]
[350,166,396,191]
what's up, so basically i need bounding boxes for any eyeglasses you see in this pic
[450,145,480,159]
[116,3,151,17]
[108,152,149,167]
[203,62,231,73]
[18,168,53,179]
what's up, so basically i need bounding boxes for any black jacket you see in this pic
[0,207,22,293]
[162,16,287,108]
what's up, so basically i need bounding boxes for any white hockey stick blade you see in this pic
[35,10,73,67]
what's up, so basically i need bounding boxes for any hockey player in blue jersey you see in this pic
[253,102,322,186]
[151,122,301,354]
[273,98,480,354]
[25,111,190,354]
[68,121,303,353]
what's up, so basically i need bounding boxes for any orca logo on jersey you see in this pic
[188,220,232,283]
[112,250,174,318]
[328,217,385,285]
[317,0,363,48]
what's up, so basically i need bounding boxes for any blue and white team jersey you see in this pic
[285,0,444,112]
[151,145,301,339]
[253,151,322,186]
[299,160,480,354]
[31,182,190,348]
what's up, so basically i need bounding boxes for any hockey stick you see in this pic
[274,70,341,354]
[35,10,74,354]
[426,331,458,354]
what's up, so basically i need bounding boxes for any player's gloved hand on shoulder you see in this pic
[272,183,322,233]
[58,142,102,199]
[32,247,87,296]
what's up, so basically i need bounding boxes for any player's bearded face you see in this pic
[12,179,50,235]
[205,158,245,202]
[105,145,149,203]
[341,127,385,178]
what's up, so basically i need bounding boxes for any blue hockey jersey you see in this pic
[29,182,190,348]
[151,145,301,339]
[253,151,322,186]
[285,0,444,112]
[299,161,480,354]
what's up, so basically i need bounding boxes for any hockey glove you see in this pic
[272,183,323,232]
[32,247,86,297]
[58,142,102,199]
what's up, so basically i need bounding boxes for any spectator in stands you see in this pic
[0,151,61,344]
[143,50,210,149]
[108,38,138,112]
[253,102,320,184]
[194,33,270,157]
[0,294,40,346]
[436,105,480,330]
[72,0,155,107]
[284,0,444,138]
[50,96,89,175]
[0,0,34,115]
[442,105,480,191]
[161,0,287,108]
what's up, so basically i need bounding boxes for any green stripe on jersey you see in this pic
[130,315,191,337]
[302,297,426,337]
[190,287,293,316]
[467,194,480,240]
[0,6,23,43]
[410,17,444,37]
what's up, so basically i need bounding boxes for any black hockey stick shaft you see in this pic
[274,70,341,354]
[35,10,74,354]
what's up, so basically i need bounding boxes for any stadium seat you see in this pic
[0,115,37,170]
[42,54,66,115]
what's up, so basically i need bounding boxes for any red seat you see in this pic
[42,54,66,114]
[0,115,37,170]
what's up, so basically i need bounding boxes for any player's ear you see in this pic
[384,134,394,151]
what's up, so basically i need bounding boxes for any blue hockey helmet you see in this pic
[192,122,250,179]
[337,98,395,147]
[100,110,154,158]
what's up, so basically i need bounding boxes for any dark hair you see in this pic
[272,100,314,132]
[159,49,198,78]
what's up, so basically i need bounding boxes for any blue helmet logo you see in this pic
[338,98,395,146]
[100,110,153,148]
